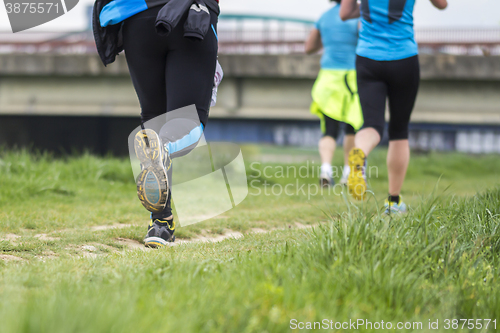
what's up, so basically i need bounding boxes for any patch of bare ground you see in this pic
[1,234,21,242]
[116,238,149,251]
[178,230,244,244]
[91,224,132,231]
[1,233,59,243]
[1,224,319,256]
[294,222,314,229]
[250,228,267,234]
[80,245,98,258]
[0,254,24,261]
[35,251,59,261]
[35,234,59,241]
[181,223,317,245]
[58,243,117,259]
[115,224,319,250]
[111,231,244,250]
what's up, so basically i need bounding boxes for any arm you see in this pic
[430,0,447,9]
[340,0,360,21]
[305,28,323,55]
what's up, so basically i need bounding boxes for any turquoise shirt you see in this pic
[357,0,418,61]
[315,5,359,70]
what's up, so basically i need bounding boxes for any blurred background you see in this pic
[0,0,499,155]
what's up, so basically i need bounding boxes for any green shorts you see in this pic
[310,69,364,133]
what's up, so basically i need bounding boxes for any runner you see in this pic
[305,0,363,187]
[340,0,447,213]
[93,0,220,246]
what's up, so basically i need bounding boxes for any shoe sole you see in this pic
[144,235,176,248]
[347,148,367,201]
[384,209,407,215]
[144,236,168,248]
[134,129,169,213]
[384,207,407,215]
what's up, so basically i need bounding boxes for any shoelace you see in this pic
[163,146,172,171]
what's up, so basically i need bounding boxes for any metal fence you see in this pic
[416,28,500,56]
[0,27,499,55]
[0,31,95,54]
[217,27,500,55]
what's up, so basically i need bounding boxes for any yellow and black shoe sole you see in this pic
[347,148,367,201]
[134,129,169,213]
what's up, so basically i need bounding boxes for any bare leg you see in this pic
[343,134,355,162]
[354,128,381,156]
[319,136,336,164]
[387,139,410,196]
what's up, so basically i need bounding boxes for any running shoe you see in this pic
[134,129,170,213]
[347,148,367,200]
[320,172,335,188]
[144,218,176,248]
[384,196,407,215]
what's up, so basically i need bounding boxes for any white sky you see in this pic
[0,0,499,32]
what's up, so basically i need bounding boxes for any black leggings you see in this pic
[356,55,420,140]
[123,6,218,220]
[323,114,355,139]
[122,6,218,127]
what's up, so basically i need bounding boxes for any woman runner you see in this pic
[94,0,220,246]
[340,0,447,213]
[305,0,363,187]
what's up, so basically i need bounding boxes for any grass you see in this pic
[0,146,499,332]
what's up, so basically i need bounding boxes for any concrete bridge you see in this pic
[0,53,499,153]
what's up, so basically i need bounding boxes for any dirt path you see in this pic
[0,222,317,260]
[0,254,24,261]
[116,222,316,251]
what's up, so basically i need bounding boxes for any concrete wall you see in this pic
[213,54,500,124]
[0,53,499,124]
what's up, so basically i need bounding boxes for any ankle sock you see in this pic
[388,195,400,204]
[341,164,350,178]
[321,163,333,177]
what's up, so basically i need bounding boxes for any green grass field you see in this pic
[0,146,499,332]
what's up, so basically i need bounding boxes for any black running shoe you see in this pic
[144,219,176,248]
[134,129,171,213]
[319,173,335,188]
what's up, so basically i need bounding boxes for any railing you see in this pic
[0,31,95,54]
[217,27,500,55]
[217,28,311,54]
[416,28,500,43]
[416,28,500,56]
[0,28,499,55]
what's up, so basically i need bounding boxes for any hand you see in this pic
[305,29,323,54]
[340,0,361,20]
[430,0,448,9]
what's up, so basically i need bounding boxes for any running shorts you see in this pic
[356,55,420,140]
[323,114,356,139]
